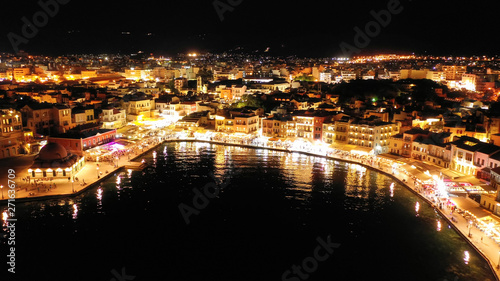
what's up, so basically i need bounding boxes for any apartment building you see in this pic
[346,119,399,153]
[125,96,156,121]
[322,121,335,144]
[449,136,488,176]
[292,110,332,140]
[389,127,428,157]
[216,110,259,134]
[262,114,294,138]
[0,109,24,159]
[442,65,467,80]
[21,103,55,136]
[409,132,452,167]
[101,107,127,129]
[53,104,72,134]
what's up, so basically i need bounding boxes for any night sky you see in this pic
[0,0,498,57]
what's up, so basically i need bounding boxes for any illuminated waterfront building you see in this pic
[322,121,335,144]
[449,136,488,176]
[216,110,259,134]
[334,118,399,154]
[28,142,84,179]
[262,114,294,138]
[48,127,117,157]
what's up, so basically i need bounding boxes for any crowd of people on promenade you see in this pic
[17,177,58,195]
[84,136,164,164]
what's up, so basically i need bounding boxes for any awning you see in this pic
[406,167,432,181]
[351,146,374,155]
[329,143,357,152]
[480,167,491,173]
[439,168,462,180]
[379,153,405,162]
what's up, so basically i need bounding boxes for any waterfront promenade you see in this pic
[1,136,500,280]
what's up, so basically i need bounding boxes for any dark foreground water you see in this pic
[1,142,496,281]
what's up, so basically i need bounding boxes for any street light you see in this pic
[497,251,500,269]
[71,180,74,193]
[0,185,3,199]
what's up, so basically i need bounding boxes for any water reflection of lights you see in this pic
[195,142,210,151]
[464,251,470,264]
[72,204,78,220]
[353,164,366,173]
[152,151,157,158]
[437,220,442,231]
[415,201,420,216]
[2,211,8,226]
[97,187,103,201]
[390,182,395,198]
[127,169,133,177]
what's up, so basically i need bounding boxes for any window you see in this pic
[465,153,472,162]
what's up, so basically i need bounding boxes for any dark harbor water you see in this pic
[1,142,496,281]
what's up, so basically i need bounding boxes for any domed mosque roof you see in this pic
[38,142,68,161]
[31,142,79,169]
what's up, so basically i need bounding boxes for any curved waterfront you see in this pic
[1,142,496,280]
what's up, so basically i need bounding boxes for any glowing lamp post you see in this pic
[497,251,500,269]
[0,185,3,199]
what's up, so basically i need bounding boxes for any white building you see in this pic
[340,71,357,82]
[320,72,332,83]
[102,108,127,129]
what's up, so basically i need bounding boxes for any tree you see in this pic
[397,79,442,102]
[167,80,180,95]
[294,74,314,82]
[198,68,213,84]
